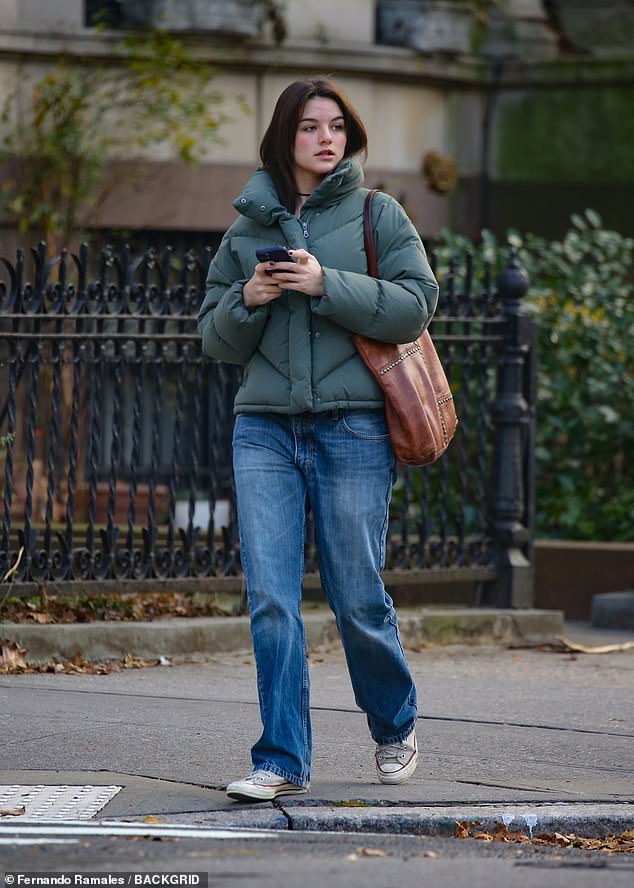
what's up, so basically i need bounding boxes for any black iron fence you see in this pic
[0,242,536,607]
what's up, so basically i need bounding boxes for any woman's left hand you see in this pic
[268,249,325,297]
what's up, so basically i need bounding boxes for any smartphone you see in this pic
[256,244,297,269]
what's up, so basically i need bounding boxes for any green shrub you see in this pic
[433,210,634,541]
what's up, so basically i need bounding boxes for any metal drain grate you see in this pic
[0,785,122,820]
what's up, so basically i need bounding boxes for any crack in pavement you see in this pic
[2,683,632,739]
[272,801,294,829]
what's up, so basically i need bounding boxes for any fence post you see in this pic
[484,250,536,608]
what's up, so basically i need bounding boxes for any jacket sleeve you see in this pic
[312,194,439,343]
[197,233,270,365]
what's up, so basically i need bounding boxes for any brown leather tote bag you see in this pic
[351,190,457,466]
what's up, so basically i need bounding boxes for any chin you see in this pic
[315,160,339,173]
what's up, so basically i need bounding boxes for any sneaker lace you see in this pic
[376,741,409,764]
[246,771,274,784]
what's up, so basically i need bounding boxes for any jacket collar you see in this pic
[233,157,365,227]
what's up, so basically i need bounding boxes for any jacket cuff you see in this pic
[213,285,268,342]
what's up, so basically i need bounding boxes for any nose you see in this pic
[319,126,332,143]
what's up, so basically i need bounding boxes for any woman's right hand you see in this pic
[243,264,283,309]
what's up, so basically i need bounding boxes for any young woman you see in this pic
[198,78,439,801]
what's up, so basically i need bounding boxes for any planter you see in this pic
[377,0,474,54]
[122,0,265,37]
[534,540,634,621]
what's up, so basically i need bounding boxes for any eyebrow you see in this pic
[299,115,345,123]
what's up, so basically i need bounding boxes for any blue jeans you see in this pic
[232,409,418,788]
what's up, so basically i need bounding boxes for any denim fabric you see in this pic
[232,410,418,787]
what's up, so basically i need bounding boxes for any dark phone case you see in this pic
[256,245,296,263]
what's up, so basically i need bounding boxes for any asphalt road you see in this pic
[2,825,634,888]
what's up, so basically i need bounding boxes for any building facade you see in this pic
[0,0,632,252]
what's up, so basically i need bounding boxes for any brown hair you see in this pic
[259,78,368,212]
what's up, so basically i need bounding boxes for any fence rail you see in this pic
[0,242,536,607]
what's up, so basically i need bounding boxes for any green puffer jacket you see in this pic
[197,157,439,414]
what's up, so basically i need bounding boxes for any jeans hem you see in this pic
[253,762,310,789]
[373,718,417,747]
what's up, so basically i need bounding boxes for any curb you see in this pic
[152,803,634,839]
[0,608,564,663]
[2,808,632,843]
[277,803,634,837]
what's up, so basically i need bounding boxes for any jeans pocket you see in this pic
[341,410,389,441]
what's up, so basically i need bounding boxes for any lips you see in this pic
[316,151,335,158]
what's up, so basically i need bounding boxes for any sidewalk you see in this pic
[1,617,633,839]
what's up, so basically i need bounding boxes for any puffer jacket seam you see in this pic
[252,349,289,380]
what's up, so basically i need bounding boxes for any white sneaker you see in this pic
[226,771,308,802]
[375,729,418,785]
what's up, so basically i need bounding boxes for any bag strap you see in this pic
[363,189,379,279]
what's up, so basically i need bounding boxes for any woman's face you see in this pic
[293,97,347,189]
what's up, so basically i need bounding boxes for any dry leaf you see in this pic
[455,821,634,853]
[0,589,232,625]
[357,848,386,857]
[0,639,28,672]
[142,816,163,824]
[554,832,573,845]
[473,831,495,841]
[423,850,438,858]
[2,546,24,582]
[0,648,160,676]
[555,636,634,655]
[0,806,26,817]
[456,820,479,838]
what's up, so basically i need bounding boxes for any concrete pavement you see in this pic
[1,617,633,839]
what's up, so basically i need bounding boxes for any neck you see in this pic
[294,171,321,197]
